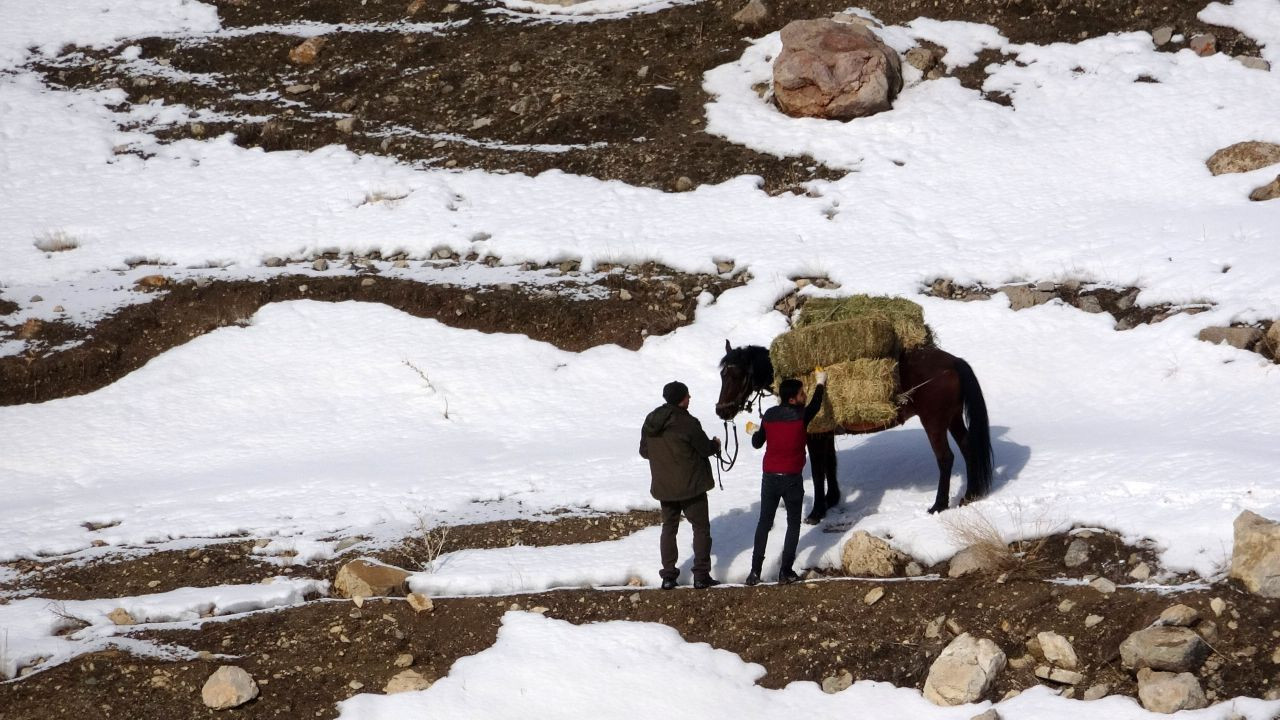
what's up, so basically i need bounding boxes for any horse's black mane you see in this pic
[720,345,774,390]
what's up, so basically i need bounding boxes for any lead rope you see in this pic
[714,387,768,487]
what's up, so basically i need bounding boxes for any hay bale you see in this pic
[796,295,932,349]
[770,316,897,378]
[778,359,899,433]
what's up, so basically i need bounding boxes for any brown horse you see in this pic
[715,341,993,517]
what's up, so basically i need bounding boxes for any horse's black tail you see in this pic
[955,358,993,498]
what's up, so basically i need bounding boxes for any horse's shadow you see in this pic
[679,425,1030,581]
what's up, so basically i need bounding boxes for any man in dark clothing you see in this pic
[639,380,722,590]
[745,370,826,586]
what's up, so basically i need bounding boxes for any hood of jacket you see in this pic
[642,404,679,437]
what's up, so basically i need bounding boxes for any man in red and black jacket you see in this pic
[745,370,826,586]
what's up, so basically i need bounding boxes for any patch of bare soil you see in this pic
[1,510,662,602]
[925,278,1214,328]
[3,531,1278,720]
[0,263,740,405]
[30,0,1261,193]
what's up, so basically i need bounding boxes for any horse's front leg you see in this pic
[924,419,955,514]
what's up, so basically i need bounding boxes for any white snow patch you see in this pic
[1200,0,1280,66]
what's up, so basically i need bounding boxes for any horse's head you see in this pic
[716,340,770,420]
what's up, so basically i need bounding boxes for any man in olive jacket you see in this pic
[639,381,721,589]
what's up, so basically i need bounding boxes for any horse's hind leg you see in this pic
[805,434,828,524]
[949,414,978,504]
[924,415,955,514]
[823,434,841,510]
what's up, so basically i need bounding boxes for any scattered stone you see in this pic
[1136,668,1207,713]
[334,536,359,552]
[361,277,375,287]
[1210,598,1226,616]
[905,561,923,577]
[864,587,885,605]
[1236,54,1271,71]
[1198,326,1262,349]
[674,176,695,192]
[470,117,492,130]
[1076,295,1104,314]
[1230,510,1280,597]
[922,633,1007,706]
[840,531,905,577]
[821,669,853,694]
[1272,646,1280,664]
[136,274,168,289]
[52,305,65,313]
[1036,631,1079,669]
[1057,599,1075,613]
[715,260,736,274]
[263,256,285,268]
[1001,284,1055,310]
[384,669,433,694]
[1090,577,1117,594]
[1120,626,1210,672]
[1085,614,1104,628]
[1158,604,1200,627]
[1206,141,1280,175]
[288,37,326,66]
[1129,562,1152,581]
[201,666,259,710]
[772,19,904,120]
[1064,539,1090,568]
[335,117,357,134]
[618,289,632,301]
[284,84,313,95]
[406,592,434,613]
[1083,683,1110,701]
[28,294,43,302]
[731,0,767,26]
[1189,33,1216,56]
[1035,665,1085,686]
[970,710,1000,720]
[904,47,939,74]
[1250,175,1280,202]
[333,559,410,599]
[947,545,1005,578]
[1152,26,1174,46]
[107,608,136,625]
[406,0,426,14]
[925,615,945,639]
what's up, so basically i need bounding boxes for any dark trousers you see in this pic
[659,492,712,580]
[751,473,804,574]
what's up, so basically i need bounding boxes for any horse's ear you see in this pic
[725,339,732,353]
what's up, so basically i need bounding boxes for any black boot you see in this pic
[660,578,678,590]
[744,571,761,586]
[693,575,721,589]
[777,569,801,585]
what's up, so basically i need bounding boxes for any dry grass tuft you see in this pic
[33,230,79,253]
[942,508,1018,571]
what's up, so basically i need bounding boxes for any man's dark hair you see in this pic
[778,378,803,403]
[662,381,690,405]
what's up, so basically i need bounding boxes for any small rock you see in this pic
[349,680,364,690]
[394,653,414,669]
[674,176,695,192]
[1272,646,1280,664]
[970,710,1000,720]
[334,559,410,599]
[1189,33,1216,56]
[284,84,312,95]
[925,615,945,639]
[384,668,432,694]
[1057,599,1076,613]
[905,561,923,577]
[864,587,885,605]
[1036,631,1079,669]
[135,275,168,289]
[922,633,1006,706]
[1197,620,1219,644]
[1198,326,1262,350]
[1210,598,1226,616]
[618,289,632,301]
[361,278,375,287]
[406,592,434,613]
[840,531,906,577]
[1083,683,1110,701]
[1229,510,1280,597]
[1250,175,1280,202]
[821,669,852,694]
[948,545,1002,578]
[288,37,326,65]
[1085,614,1103,628]
[1158,604,1200,627]
[1120,626,1210,672]
[17,318,43,339]
[335,117,357,134]
[1136,668,1207,713]
[715,259,736,274]
[1034,280,1056,292]
[201,666,259,710]
[1236,54,1271,71]
[904,47,939,74]
[147,580,161,588]
[1035,665,1085,686]
[1064,539,1090,568]
[107,608,136,625]
[1129,562,1152,581]
[470,117,492,130]
[1206,141,1280,175]
[1090,577,1116,594]
[52,305,65,313]
[1152,26,1174,46]
[334,537,359,552]
[263,257,285,268]
[731,0,767,26]
[1002,284,1054,310]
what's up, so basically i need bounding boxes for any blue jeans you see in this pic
[751,473,803,575]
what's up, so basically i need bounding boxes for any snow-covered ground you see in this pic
[2,0,1280,713]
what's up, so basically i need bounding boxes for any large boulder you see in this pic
[1230,510,1280,597]
[1119,627,1209,672]
[1206,141,1280,175]
[841,531,906,576]
[201,666,259,710]
[1136,668,1208,714]
[772,19,904,120]
[922,633,1006,706]
[334,559,411,599]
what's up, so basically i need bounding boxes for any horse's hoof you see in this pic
[825,494,841,508]
[804,513,823,525]
[926,503,948,515]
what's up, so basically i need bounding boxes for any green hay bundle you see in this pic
[775,359,900,434]
[769,316,898,379]
[795,295,933,350]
